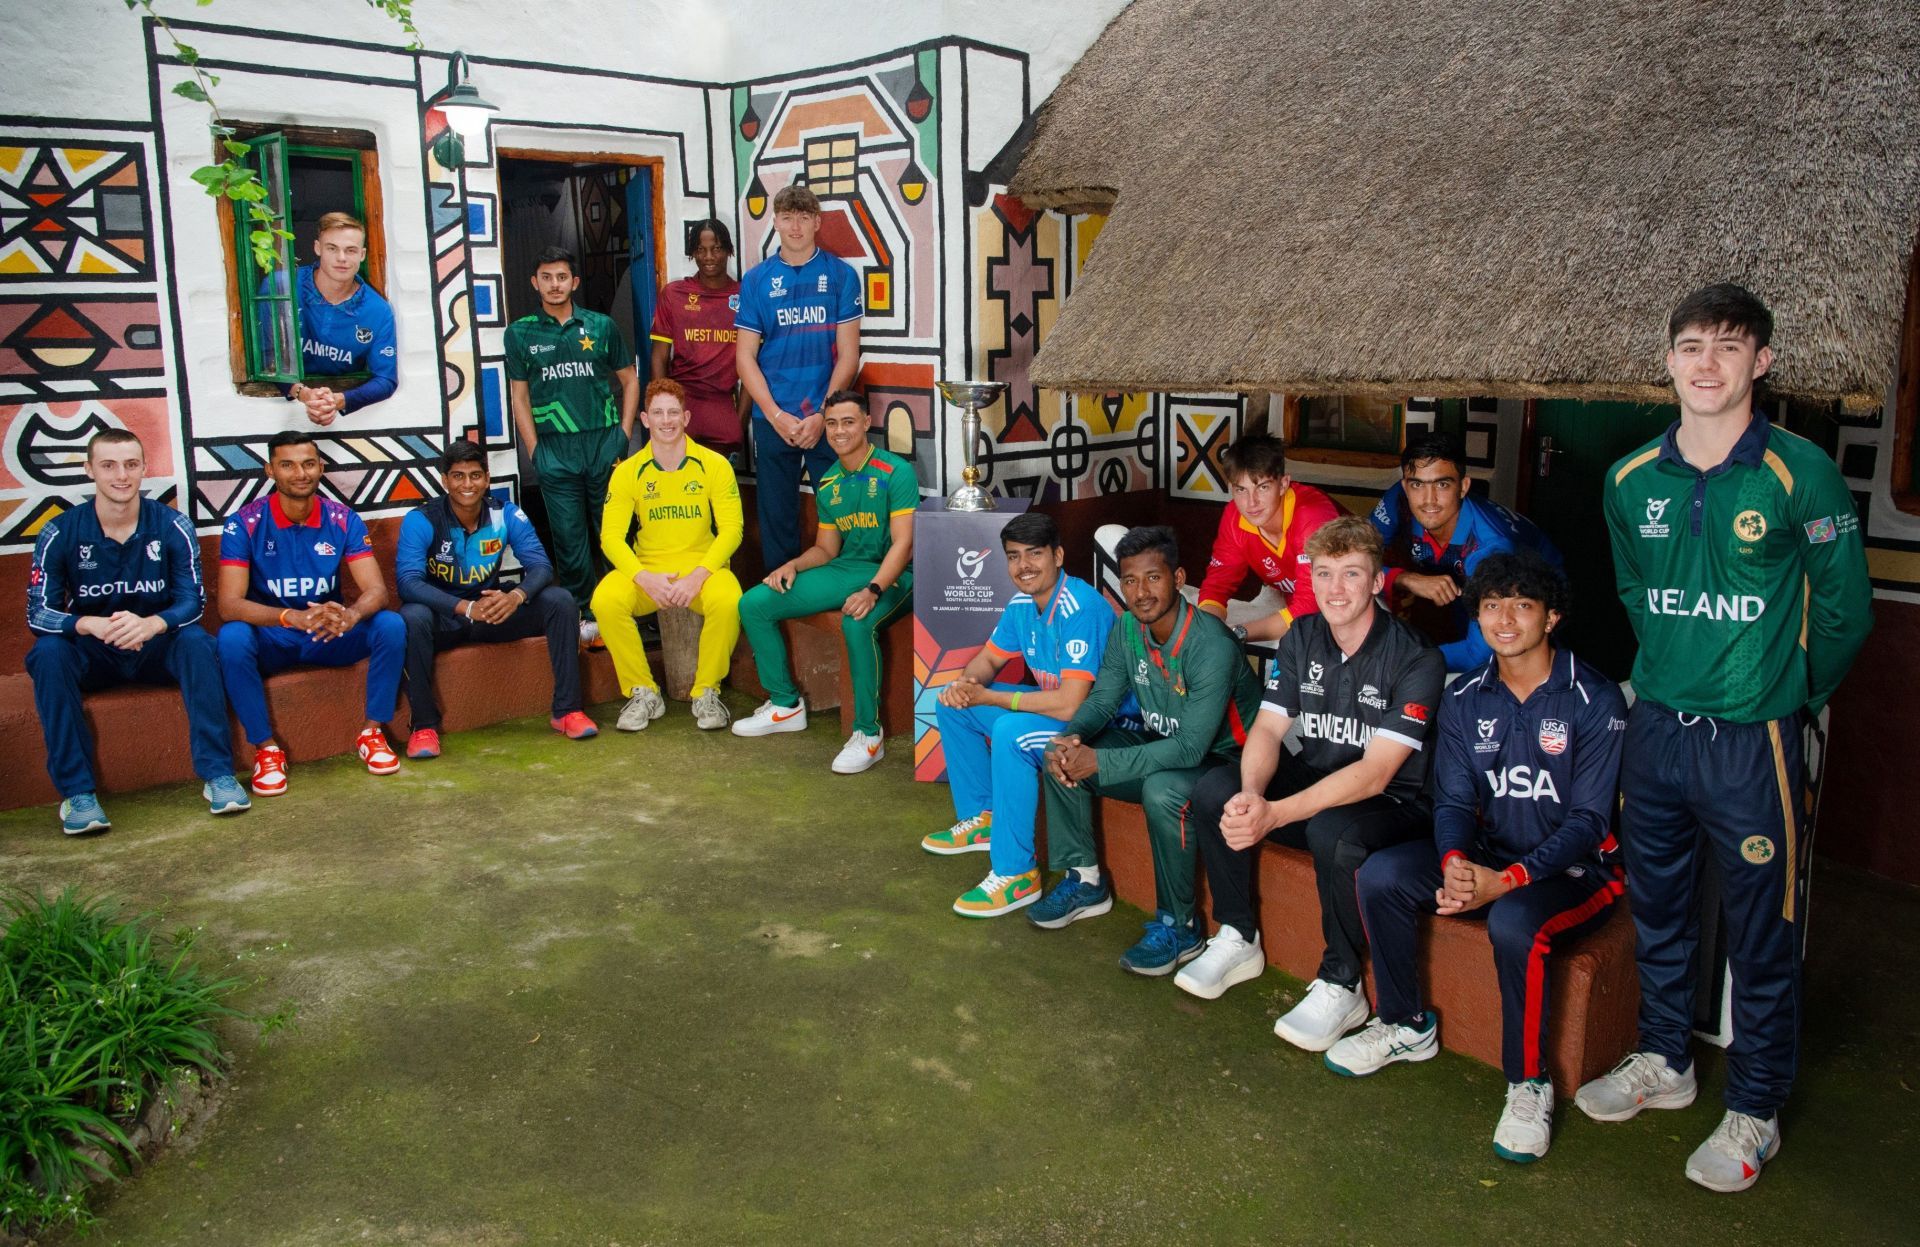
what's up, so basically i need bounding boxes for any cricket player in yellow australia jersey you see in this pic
[592,379,744,732]
[733,390,917,774]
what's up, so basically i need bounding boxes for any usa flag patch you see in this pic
[1538,719,1569,755]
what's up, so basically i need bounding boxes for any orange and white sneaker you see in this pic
[356,727,400,775]
[250,744,289,796]
[731,699,808,737]
[831,730,885,775]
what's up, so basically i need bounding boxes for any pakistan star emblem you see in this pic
[578,333,596,351]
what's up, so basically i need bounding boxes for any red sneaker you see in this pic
[551,711,599,739]
[406,728,441,759]
[250,744,289,796]
[357,727,400,775]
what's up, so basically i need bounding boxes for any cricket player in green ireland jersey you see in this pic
[1583,282,1871,1194]
[733,390,917,774]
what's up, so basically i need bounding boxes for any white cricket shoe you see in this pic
[1324,1013,1439,1077]
[1686,1111,1779,1193]
[691,688,731,730]
[831,730,885,774]
[579,619,601,646]
[1573,1051,1698,1122]
[1494,1079,1556,1163]
[1173,925,1266,1000]
[1273,978,1369,1052]
[731,699,808,737]
[616,685,666,732]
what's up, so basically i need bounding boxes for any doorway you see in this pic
[1526,398,1677,680]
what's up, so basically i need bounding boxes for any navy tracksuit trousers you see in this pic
[1621,700,1807,1118]
[1357,839,1621,1083]
[400,589,582,731]
[27,627,233,796]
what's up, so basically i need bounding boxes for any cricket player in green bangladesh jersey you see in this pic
[1582,283,1872,1194]
[733,390,918,774]
[505,246,639,630]
[1032,525,1264,976]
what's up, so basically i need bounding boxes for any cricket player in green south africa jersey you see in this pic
[733,390,917,775]
[1582,283,1871,1194]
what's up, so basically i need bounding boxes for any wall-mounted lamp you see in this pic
[429,52,499,167]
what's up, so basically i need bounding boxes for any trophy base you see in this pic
[945,484,997,512]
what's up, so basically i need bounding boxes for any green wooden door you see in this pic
[1529,399,1678,681]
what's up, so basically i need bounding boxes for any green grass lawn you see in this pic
[3,699,1913,1245]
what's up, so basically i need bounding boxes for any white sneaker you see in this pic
[831,730,885,774]
[691,688,731,730]
[579,619,601,646]
[616,685,666,731]
[731,699,808,737]
[1273,978,1369,1052]
[1173,925,1265,1000]
[1685,1111,1780,1193]
[1573,1051,1698,1122]
[1494,1079,1556,1163]
[1324,1013,1439,1077]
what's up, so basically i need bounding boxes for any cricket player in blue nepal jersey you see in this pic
[395,440,598,761]
[216,430,406,796]
[922,511,1122,918]
[26,429,250,834]
[1330,552,1626,1165]
[734,183,863,569]
[263,212,398,427]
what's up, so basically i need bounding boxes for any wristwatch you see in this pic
[867,581,884,597]
[1231,624,1249,642]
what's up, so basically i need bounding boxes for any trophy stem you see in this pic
[936,379,1007,512]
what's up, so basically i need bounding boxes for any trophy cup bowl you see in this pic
[936,379,1008,512]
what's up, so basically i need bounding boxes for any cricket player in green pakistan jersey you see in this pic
[733,391,918,776]
[1033,525,1263,977]
[505,246,639,629]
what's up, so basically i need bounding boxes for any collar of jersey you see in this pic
[1657,412,1770,476]
[269,493,325,529]
[1468,645,1576,703]
[639,440,707,473]
[1235,488,1297,554]
[825,448,876,483]
[533,307,585,329]
[770,247,822,272]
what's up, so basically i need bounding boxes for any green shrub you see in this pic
[1,888,253,1235]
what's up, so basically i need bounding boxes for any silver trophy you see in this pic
[936,379,1008,512]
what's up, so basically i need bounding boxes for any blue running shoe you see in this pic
[59,793,110,836]
[1026,869,1114,930]
[1119,910,1203,976]
[204,775,252,816]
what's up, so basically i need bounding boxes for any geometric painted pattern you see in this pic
[1169,395,1240,501]
[0,140,153,281]
[189,432,442,525]
[0,294,166,398]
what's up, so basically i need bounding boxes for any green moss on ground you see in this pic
[3,698,1914,1245]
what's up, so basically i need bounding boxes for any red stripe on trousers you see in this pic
[1521,872,1624,1079]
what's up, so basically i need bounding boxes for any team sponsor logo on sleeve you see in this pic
[1639,498,1671,539]
[28,566,43,586]
[1608,716,1627,731]
[1371,500,1391,524]
[380,346,395,357]
[1537,718,1569,755]
[1804,516,1836,544]
[146,540,162,561]
[1402,702,1430,723]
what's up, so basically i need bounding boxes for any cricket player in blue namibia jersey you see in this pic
[395,440,597,760]
[1582,283,1871,1193]
[1333,552,1626,1165]
[263,212,398,427]
[923,511,1122,917]
[25,429,250,834]
[216,430,406,796]
[735,183,863,569]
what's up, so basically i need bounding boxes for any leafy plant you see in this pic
[0,888,286,1236]
[127,0,420,271]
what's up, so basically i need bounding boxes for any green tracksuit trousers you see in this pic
[534,424,626,614]
[738,559,912,736]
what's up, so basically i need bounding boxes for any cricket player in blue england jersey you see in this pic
[26,429,249,834]
[922,511,1121,917]
[1583,283,1872,1192]
[216,430,406,795]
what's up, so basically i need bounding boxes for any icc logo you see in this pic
[1307,661,1324,682]
[1478,718,1498,740]
[955,547,990,580]
[1646,498,1669,525]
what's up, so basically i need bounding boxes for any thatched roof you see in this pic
[1009,0,1920,412]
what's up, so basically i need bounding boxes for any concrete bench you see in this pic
[728,609,916,738]
[1084,797,1639,1091]
[0,640,626,810]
